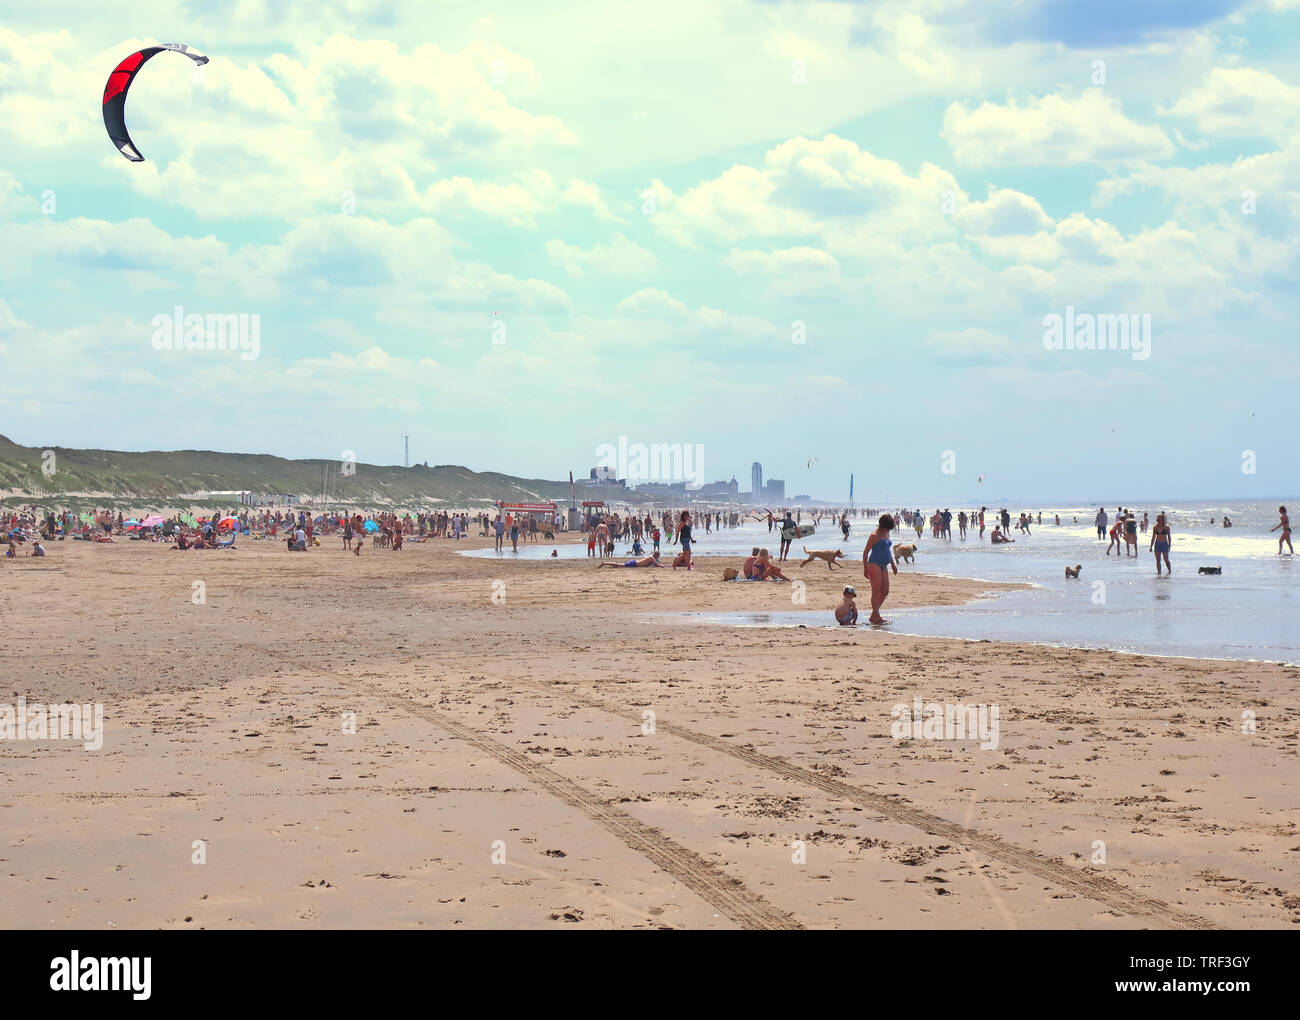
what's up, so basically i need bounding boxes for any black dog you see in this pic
[1197,566,1222,575]
[543,530,555,540]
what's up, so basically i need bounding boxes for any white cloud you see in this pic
[1162,67,1300,140]
[545,233,656,279]
[723,246,842,296]
[942,90,1175,166]
[955,188,1053,236]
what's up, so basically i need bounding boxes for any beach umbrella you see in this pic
[123,519,141,528]
[363,520,380,533]
[140,514,165,527]
[217,516,238,530]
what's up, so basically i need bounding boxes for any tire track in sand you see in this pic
[242,647,801,931]
[576,694,1215,930]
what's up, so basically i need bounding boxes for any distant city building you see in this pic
[696,478,738,499]
[762,479,785,502]
[590,465,618,482]
[751,462,763,503]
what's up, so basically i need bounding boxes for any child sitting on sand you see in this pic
[834,585,858,625]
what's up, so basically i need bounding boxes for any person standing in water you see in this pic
[1150,512,1172,574]
[862,514,898,625]
[1272,506,1293,554]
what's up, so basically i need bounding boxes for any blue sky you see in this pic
[0,0,1295,502]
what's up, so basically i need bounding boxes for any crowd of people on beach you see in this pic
[8,500,1294,632]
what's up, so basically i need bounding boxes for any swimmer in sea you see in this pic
[1271,506,1293,554]
[1149,512,1172,575]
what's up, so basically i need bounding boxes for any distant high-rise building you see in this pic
[751,462,763,503]
[763,479,785,502]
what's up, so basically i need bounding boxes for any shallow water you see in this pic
[464,502,1300,663]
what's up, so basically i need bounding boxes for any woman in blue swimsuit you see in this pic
[862,514,898,625]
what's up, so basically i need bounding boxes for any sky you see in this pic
[0,0,1295,503]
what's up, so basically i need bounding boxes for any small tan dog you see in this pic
[1065,564,1082,579]
[894,543,917,564]
[801,546,846,569]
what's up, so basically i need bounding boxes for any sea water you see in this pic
[463,502,1299,664]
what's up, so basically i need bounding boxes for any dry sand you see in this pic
[2,534,1297,929]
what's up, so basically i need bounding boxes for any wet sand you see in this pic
[2,534,1296,928]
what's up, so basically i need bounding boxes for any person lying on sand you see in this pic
[834,585,858,626]
[598,553,663,568]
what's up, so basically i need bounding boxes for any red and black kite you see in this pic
[102,43,209,162]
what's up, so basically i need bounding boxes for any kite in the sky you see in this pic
[806,457,818,469]
[977,474,986,485]
[102,43,209,162]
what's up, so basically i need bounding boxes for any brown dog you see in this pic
[1065,564,1082,578]
[800,546,846,569]
[894,543,917,564]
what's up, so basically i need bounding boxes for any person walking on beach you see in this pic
[493,514,504,552]
[1150,513,1172,574]
[978,507,986,539]
[677,510,694,570]
[1272,506,1293,554]
[862,514,898,625]
[1096,507,1108,539]
[778,510,796,561]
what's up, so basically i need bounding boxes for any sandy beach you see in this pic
[2,535,1296,930]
